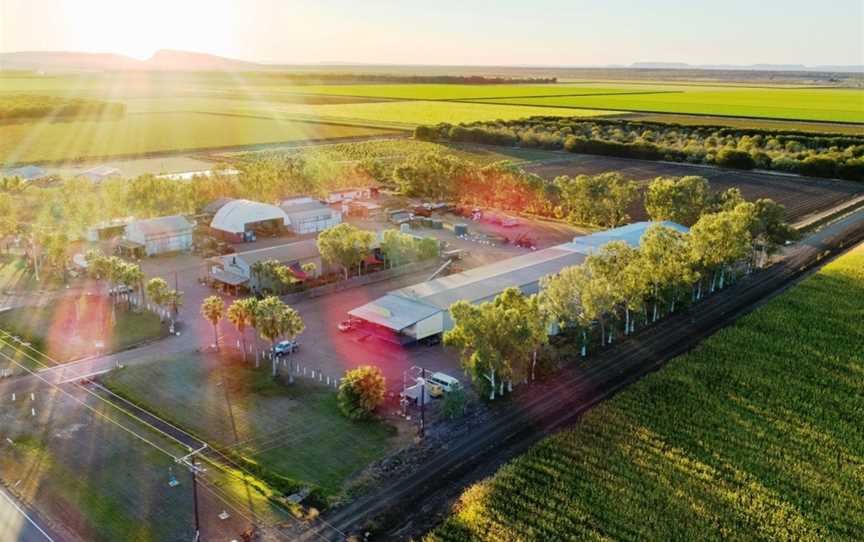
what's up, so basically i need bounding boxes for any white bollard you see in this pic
[30,393,35,401]
[11,393,15,401]
[31,408,36,417]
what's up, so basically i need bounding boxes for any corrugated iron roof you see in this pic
[129,215,193,237]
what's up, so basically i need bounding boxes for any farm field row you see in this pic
[0,111,396,164]
[231,100,614,129]
[522,154,864,223]
[473,88,864,123]
[428,244,864,541]
[620,112,864,135]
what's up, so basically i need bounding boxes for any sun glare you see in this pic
[57,0,238,60]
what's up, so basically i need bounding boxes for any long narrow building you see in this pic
[348,221,687,343]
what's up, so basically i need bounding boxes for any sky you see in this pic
[1,0,862,66]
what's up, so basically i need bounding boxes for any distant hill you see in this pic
[632,61,863,73]
[0,51,142,71]
[1,50,861,74]
[0,49,264,72]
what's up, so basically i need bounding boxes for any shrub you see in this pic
[439,388,467,420]
[337,365,386,420]
[715,148,755,169]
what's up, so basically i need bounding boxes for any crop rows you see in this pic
[427,246,864,541]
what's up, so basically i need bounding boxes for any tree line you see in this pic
[416,118,864,182]
[445,196,796,400]
[267,73,557,85]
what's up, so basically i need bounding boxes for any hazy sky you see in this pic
[2,0,862,66]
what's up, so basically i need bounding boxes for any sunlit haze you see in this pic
[2,0,862,66]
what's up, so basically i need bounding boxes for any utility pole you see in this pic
[177,444,207,542]
[419,367,426,439]
[191,459,201,542]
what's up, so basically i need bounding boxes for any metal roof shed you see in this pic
[210,199,288,235]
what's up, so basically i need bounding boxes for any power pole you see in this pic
[192,460,201,542]
[177,444,207,542]
[419,367,426,439]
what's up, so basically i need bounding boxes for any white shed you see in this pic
[280,197,342,235]
[125,215,194,256]
[210,199,288,240]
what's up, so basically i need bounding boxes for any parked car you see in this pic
[420,333,442,346]
[337,318,361,332]
[108,285,134,296]
[272,340,299,355]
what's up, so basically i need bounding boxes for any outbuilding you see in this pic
[209,239,323,292]
[325,187,374,204]
[349,221,688,343]
[209,199,288,242]
[3,165,47,181]
[125,215,194,256]
[280,197,342,235]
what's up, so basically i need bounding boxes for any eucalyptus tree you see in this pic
[592,241,646,335]
[644,176,710,226]
[689,209,752,293]
[745,199,798,268]
[445,288,543,400]
[639,225,697,321]
[317,223,374,280]
[540,264,599,356]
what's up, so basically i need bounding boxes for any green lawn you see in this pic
[0,301,163,364]
[0,429,191,542]
[0,383,284,542]
[428,245,864,541]
[103,352,402,496]
[475,88,864,123]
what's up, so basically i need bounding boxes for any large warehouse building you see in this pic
[349,221,687,343]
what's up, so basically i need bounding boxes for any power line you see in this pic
[0,332,349,540]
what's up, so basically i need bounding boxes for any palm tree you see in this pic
[227,298,257,362]
[146,278,169,320]
[124,264,145,309]
[254,296,305,379]
[200,296,225,351]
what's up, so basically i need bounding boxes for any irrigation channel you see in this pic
[299,207,864,541]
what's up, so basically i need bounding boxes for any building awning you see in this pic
[348,294,440,332]
[364,254,384,265]
[211,268,249,286]
[287,262,308,280]
[118,239,144,249]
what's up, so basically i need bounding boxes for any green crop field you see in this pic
[103,352,405,497]
[2,72,860,164]
[270,83,672,101]
[474,88,864,123]
[264,100,614,128]
[0,111,394,163]
[428,244,864,541]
